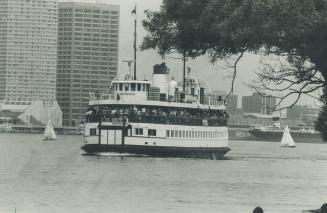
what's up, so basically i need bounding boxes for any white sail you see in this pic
[44,120,56,140]
[50,125,57,140]
[280,125,295,147]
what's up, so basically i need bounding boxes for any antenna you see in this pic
[131,4,137,80]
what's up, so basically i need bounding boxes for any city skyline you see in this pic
[0,0,58,106]
[57,1,119,126]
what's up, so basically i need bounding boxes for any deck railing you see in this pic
[86,114,228,127]
[89,92,225,107]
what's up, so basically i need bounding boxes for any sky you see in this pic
[58,0,319,107]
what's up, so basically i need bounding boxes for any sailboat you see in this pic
[280,125,295,148]
[44,120,56,140]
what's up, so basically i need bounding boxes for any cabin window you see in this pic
[90,128,96,136]
[186,131,188,138]
[191,88,195,95]
[192,131,194,138]
[142,84,145,91]
[178,131,182,138]
[148,129,156,136]
[175,130,178,138]
[119,83,123,91]
[171,130,174,137]
[131,83,136,91]
[124,83,129,91]
[166,130,170,137]
[137,83,141,91]
[182,131,185,138]
[135,128,143,135]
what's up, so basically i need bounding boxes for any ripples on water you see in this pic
[0,133,326,213]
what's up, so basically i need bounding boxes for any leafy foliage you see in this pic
[142,0,327,139]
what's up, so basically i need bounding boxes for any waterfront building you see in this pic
[287,105,320,125]
[242,93,276,115]
[0,0,62,126]
[57,2,119,126]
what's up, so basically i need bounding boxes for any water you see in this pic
[0,134,326,213]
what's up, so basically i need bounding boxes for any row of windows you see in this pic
[112,83,149,92]
[135,128,157,136]
[166,130,226,139]
[132,127,226,139]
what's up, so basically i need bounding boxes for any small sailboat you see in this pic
[44,120,56,140]
[280,125,295,148]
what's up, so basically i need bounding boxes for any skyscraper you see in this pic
[0,0,62,126]
[0,0,58,105]
[57,2,119,126]
[242,93,276,115]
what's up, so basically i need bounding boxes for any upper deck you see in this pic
[89,79,226,111]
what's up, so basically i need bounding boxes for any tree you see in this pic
[142,0,327,139]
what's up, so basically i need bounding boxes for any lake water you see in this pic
[0,133,326,213]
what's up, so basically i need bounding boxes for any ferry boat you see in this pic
[81,63,230,159]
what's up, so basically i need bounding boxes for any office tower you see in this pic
[57,2,119,126]
[0,0,62,126]
[0,0,58,105]
[242,93,276,115]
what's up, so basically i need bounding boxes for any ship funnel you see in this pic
[153,63,169,96]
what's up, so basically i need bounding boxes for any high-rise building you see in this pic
[0,0,58,105]
[0,0,62,126]
[57,2,119,126]
[242,93,276,115]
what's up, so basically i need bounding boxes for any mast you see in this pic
[132,5,137,80]
[183,53,186,92]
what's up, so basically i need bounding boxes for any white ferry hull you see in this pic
[82,123,230,159]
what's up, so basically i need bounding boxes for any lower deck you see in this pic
[82,122,229,159]
[84,122,228,148]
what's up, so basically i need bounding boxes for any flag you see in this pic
[131,7,136,14]
[187,67,191,74]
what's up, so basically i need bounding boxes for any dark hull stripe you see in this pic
[81,144,230,159]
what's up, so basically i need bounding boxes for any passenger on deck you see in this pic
[253,206,264,213]
[321,203,327,213]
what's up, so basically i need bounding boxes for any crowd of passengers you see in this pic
[86,105,228,126]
